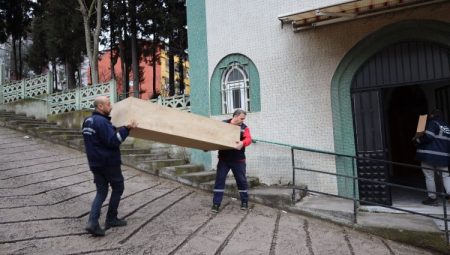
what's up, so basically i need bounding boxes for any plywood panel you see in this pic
[111,97,240,150]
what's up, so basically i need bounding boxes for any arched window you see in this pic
[210,54,260,116]
[221,62,249,114]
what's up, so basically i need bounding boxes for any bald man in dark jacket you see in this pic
[82,96,137,236]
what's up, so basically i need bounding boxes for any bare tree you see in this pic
[77,0,102,85]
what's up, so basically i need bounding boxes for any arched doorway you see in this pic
[331,20,450,202]
[351,40,450,205]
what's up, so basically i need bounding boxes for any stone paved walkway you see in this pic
[0,127,435,255]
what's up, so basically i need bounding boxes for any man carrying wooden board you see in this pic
[211,109,253,213]
[413,109,450,206]
[82,96,138,236]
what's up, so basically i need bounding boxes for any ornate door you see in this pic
[352,90,392,205]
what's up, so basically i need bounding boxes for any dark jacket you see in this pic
[415,116,450,166]
[82,111,129,167]
[218,119,252,161]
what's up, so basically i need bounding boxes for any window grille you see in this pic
[221,62,249,114]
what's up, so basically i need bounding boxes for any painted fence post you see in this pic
[76,87,81,110]
[47,71,53,94]
[0,64,4,103]
[109,79,117,103]
[21,78,26,100]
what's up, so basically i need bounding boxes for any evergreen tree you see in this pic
[1,0,35,80]
[43,0,86,89]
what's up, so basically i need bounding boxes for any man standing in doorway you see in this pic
[414,109,450,206]
[211,109,252,213]
[82,96,137,236]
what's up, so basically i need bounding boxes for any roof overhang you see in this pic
[278,0,448,32]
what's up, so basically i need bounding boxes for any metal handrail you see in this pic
[253,138,450,245]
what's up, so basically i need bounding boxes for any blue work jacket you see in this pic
[82,111,129,167]
[416,117,450,167]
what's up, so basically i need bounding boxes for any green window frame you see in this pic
[210,54,260,115]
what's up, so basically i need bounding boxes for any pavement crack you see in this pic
[0,178,92,198]
[0,232,88,244]
[0,144,41,153]
[214,203,254,255]
[0,155,84,172]
[119,190,194,244]
[0,189,95,209]
[64,247,121,255]
[304,219,315,255]
[121,185,178,220]
[0,171,89,189]
[381,239,396,255]
[269,210,282,255]
[0,153,65,164]
[167,200,232,255]
[0,217,75,225]
[343,228,355,255]
[0,162,88,180]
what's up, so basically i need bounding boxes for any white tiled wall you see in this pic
[204,0,450,193]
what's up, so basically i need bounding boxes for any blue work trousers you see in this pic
[88,165,124,225]
[213,160,248,205]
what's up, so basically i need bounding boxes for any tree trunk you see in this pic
[108,0,116,81]
[77,0,101,85]
[152,50,157,99]
[178,57,184,95]
[129,0,139,98]
[168,50,175,96]
[18,39,22,79]
[12,37,18,80]
[53,62,58,91]
[66,61,76,89]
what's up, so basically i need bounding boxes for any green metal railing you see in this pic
[253,138,450,245]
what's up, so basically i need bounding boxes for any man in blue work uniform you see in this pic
[414,109,450,206]
[82,96,137,236]
[211,109,252,213]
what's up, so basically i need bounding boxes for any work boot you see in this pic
[85,222,105,237]
[211,204,220,213]
[422,197,438,206]
[105,218,127,230]
[240,202,248,210]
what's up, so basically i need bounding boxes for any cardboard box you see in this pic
[416,114,427,133]
[110,97,240,150]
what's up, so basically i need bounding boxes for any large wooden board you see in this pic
[416,114,427,133]
[110,97,240,150]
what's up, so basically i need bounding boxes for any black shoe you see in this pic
[105,218,127,230]
[422,197,438,206]
[211,204,220,213]
[85,222,105,237]
[240,202,248,210]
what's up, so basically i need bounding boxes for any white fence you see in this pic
[0,64,190,115]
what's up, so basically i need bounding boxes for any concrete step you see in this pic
[149,145,172,154]
[0,116,36,122]
[159,164,204,181]
[249,186,306,209]
[0,111,24,116]
[28,126,75,136]
[16,123,60,132]
[120,148,152,155]
[6,119,50,125]
[6,121,54,131]
[122,152,169,164]
[176,169,216,187]
[65,139,134,151]
[133,159,187,175]
[39,130,81,136]
[198,176,260,194]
